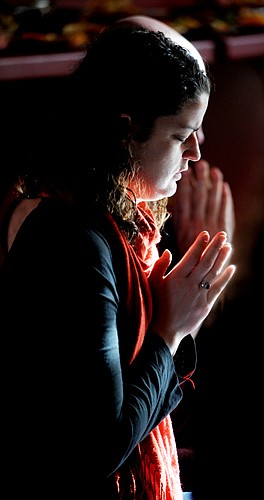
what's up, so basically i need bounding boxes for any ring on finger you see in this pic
[199,280,211,290]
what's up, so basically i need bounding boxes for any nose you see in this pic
[182,132,201,162]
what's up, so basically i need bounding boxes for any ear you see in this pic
[120,113,131,126]
[119,113,132,139]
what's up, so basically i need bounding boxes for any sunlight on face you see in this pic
[129,93,209,202]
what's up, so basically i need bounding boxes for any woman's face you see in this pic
[129,92,209,202]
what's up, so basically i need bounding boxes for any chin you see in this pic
[166,184,178,199]
[139,184,177,202]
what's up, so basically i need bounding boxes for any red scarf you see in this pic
[106,202,183,499]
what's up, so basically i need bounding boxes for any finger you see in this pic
[169,231,210,278]
[191,160,211,226]
[207,264,236,306]
[192,159,211,186]
[167,169,193,247]
[173,168,192,225]
[192,231,229,279]
[207,167,223,228]
[219,182,236,242]
[199,242,232,287]
[149,249,172,287]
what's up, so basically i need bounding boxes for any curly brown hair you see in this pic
[17,25,211,242]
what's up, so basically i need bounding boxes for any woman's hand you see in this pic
[167,159,235,258]
[149,230,236,355]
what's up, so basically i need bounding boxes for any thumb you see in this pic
[149,249,172,287]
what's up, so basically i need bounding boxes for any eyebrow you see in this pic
[179,124,201,133]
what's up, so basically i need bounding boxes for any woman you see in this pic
[0,25,235,499]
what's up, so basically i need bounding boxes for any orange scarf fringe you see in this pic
[107,202,183,499]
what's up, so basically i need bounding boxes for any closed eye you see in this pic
[174,130,198,144]
[174,135,188,144]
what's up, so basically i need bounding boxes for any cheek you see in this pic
[149,142,180,167]
[155,145,182,175]
[144,151,179,186]
[135,140,182,189]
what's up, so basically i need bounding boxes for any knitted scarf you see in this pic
[106,202,183,500]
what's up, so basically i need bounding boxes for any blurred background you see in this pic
[1,1,263,498]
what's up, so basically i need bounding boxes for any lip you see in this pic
[174,173,182,181]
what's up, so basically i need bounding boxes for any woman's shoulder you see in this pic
[0,195,122,293]
[2,197,115,274]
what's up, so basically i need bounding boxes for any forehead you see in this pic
[154,94,209,132]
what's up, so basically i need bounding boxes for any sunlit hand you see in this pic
[167,159,235,258]
[149,230,236,355]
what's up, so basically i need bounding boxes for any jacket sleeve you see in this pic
[78,225,184,477]
[0,199,196,487]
